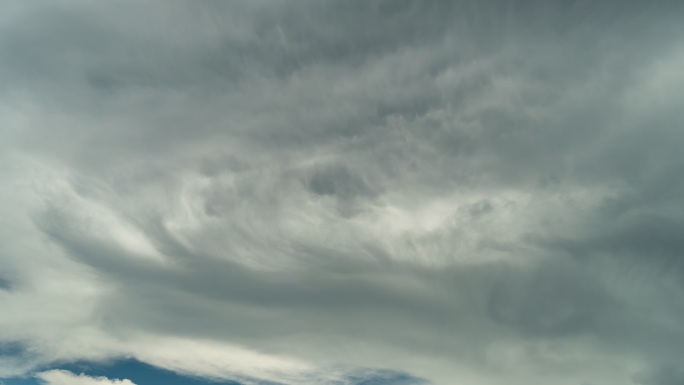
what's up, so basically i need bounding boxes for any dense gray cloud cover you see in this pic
[1,0,684,384]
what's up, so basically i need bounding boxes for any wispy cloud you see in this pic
[36,370,135,385]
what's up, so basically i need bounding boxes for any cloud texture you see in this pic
[1,1,684,384]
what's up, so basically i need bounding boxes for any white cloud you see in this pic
[36,370,135,385]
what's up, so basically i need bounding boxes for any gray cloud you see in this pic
[0,277,11,291]
[2,0,684,384]
[633,365,684,385]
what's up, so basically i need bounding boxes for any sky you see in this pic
[1,1,684,384]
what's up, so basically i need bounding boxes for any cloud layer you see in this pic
[2,1,684,384]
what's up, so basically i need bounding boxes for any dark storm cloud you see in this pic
[2,0,684,384]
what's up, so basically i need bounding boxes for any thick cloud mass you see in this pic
[1,1,684,384]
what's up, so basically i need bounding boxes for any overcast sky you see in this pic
[1,1,684,384]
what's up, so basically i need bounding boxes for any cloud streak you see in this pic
[36,370,135,385]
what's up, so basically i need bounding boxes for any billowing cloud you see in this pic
[1,1,684,384]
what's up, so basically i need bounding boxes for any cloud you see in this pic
[0,276,10,291]
[632,365,684,385]
[36,370,135,385]
[1,0,684,384]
